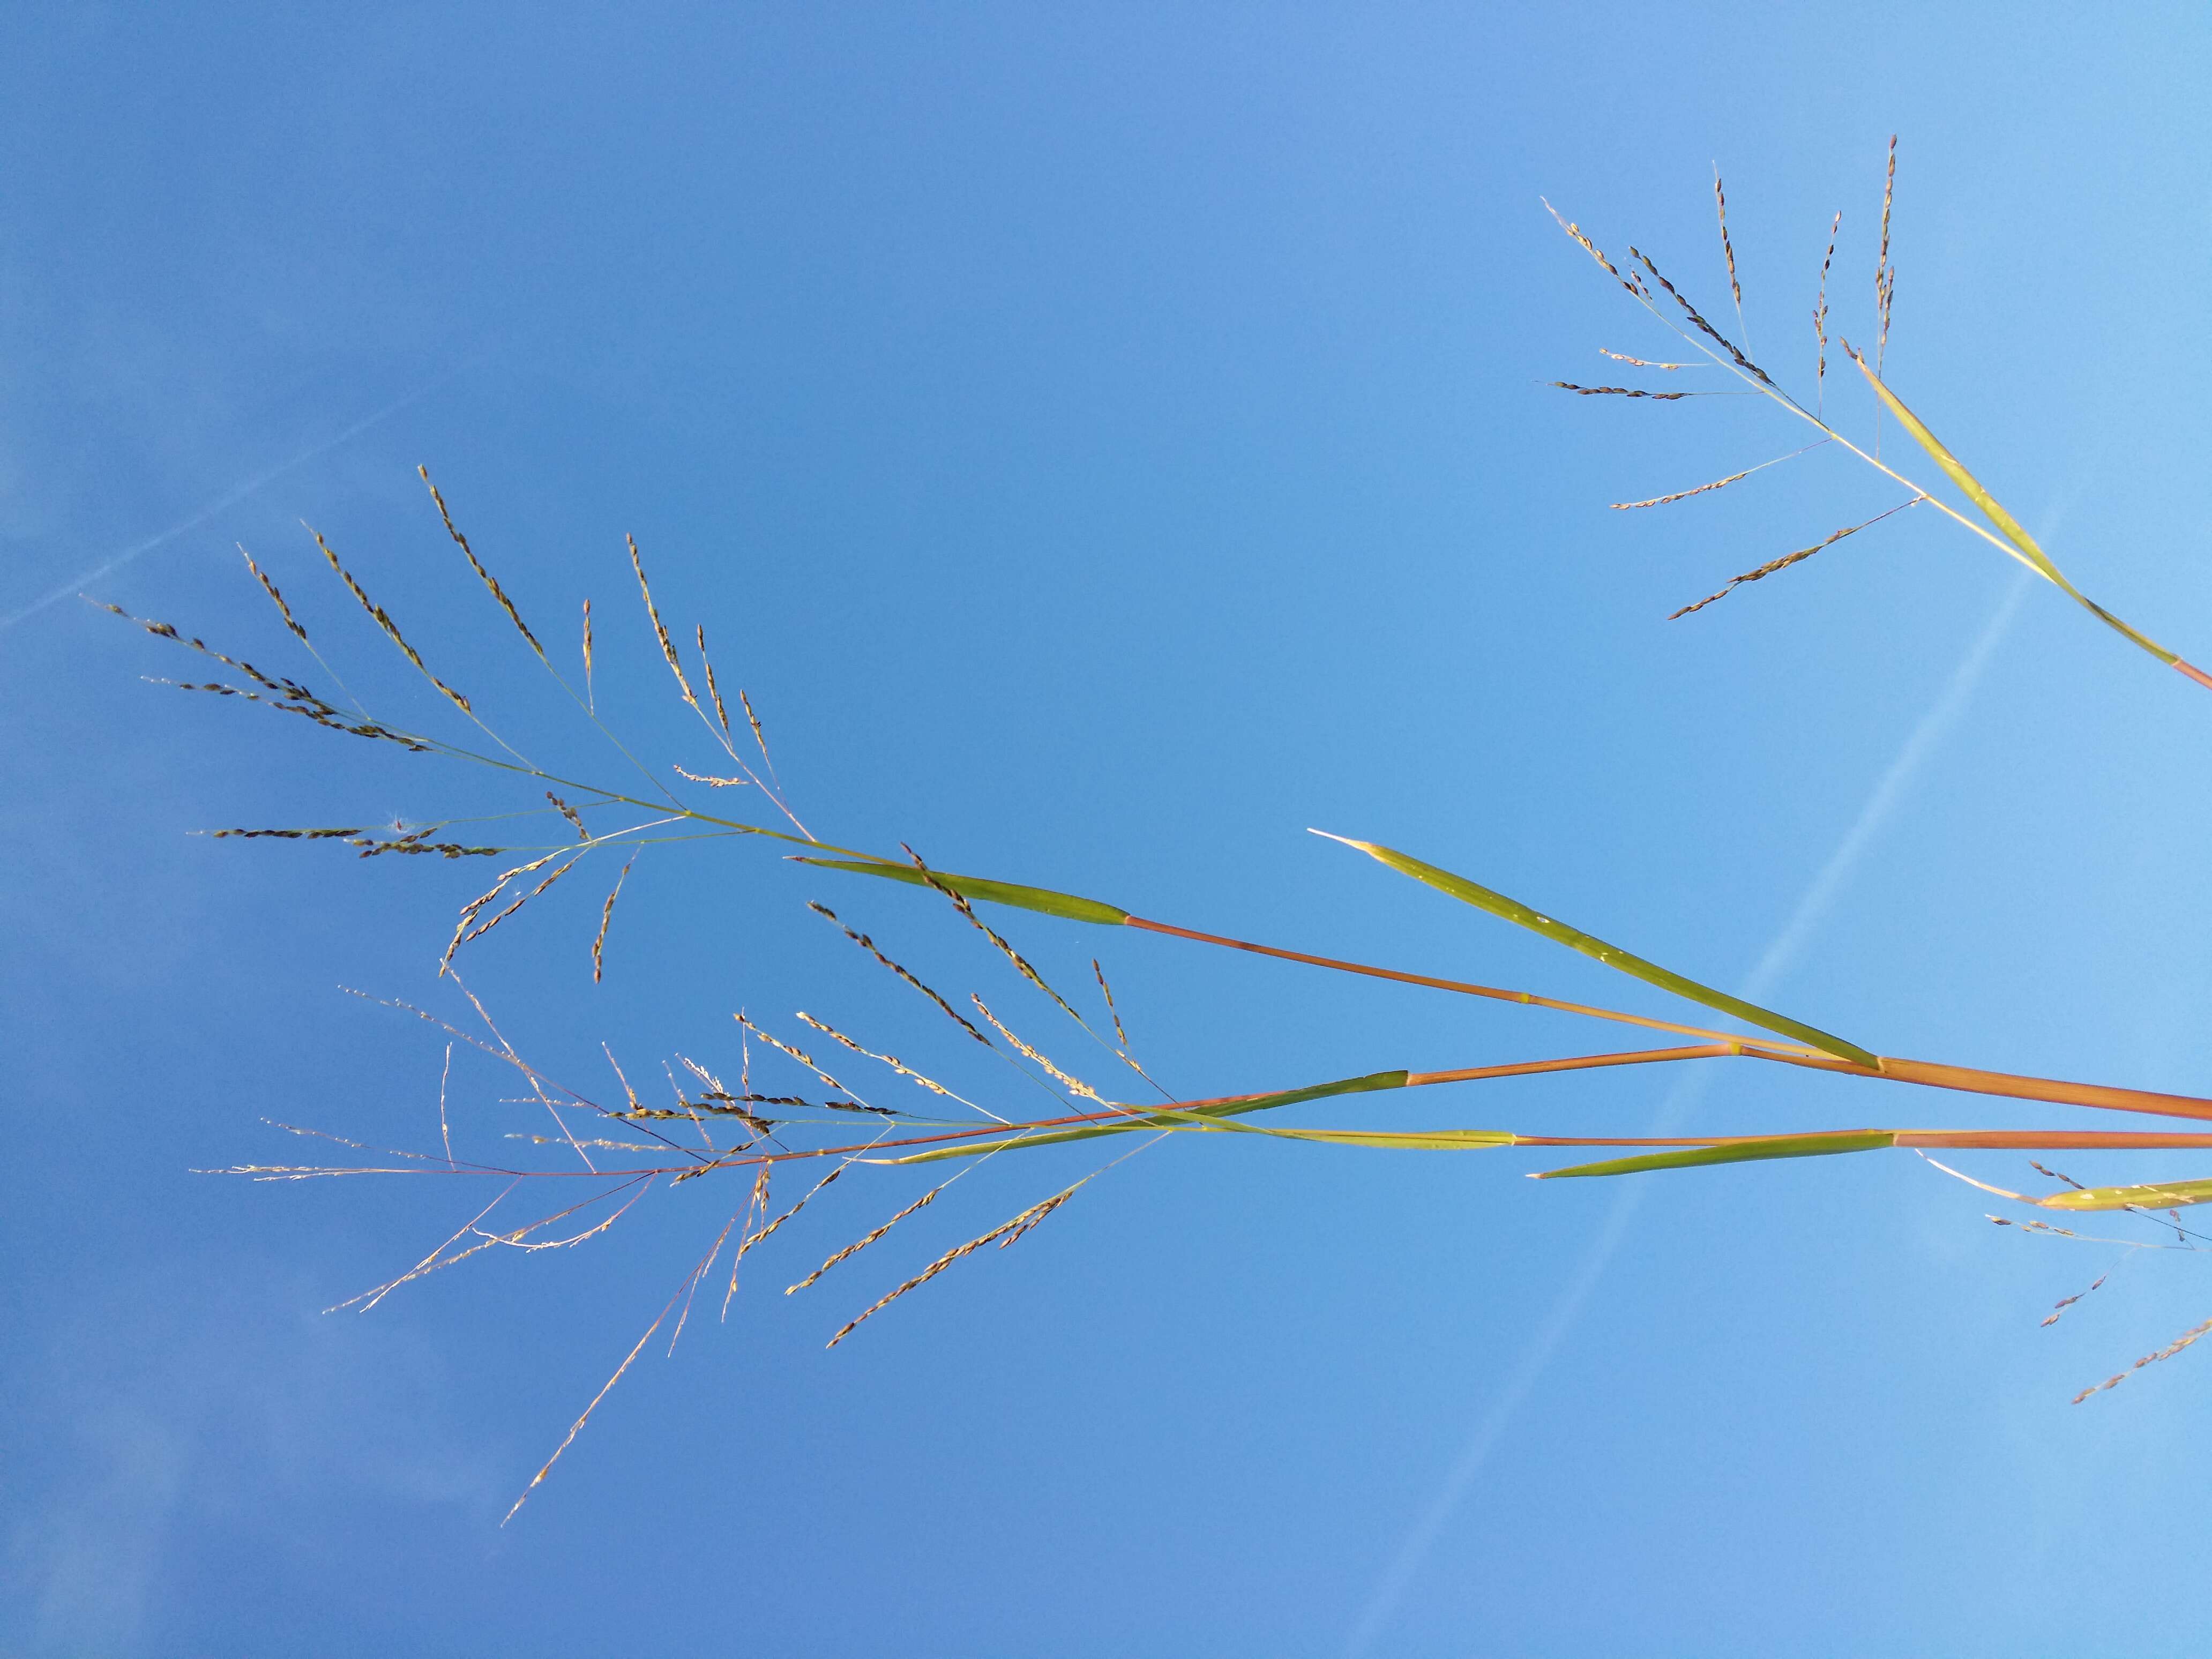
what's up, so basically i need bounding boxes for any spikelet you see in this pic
[2072,1314,2212,1404]
[738,687,775,777]
[1597,349,1692,370]
[547,791,589,841]
[808,901,993,1047]
[696,625,733,736]
[795,1011,964,1100]
[421,468,544,659]
[581,599,595,708]
[1876,135,1897,370]
[592,852,636,983]
[1627,247,1773,386]
[1668,496,1925,619]
[1713,167,1745,340]
[972,995,1101,1101]
[1093,960,1131,1050]
[310,526,474,716]
[825,1182,1082,1347]
[1541,198,1648,300]
[736,1012,862,1102]
[1612,467,1754,511]
[1550,382,1690,401]
[627,535,699,711]
[788,1185,945,1293]
[902,845,1088,1028]
[238,546,310,642]
[1814,210,1841,404]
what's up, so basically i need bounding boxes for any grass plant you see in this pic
[108,140,2212,1514]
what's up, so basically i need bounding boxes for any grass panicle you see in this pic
[137,150,2212,1519]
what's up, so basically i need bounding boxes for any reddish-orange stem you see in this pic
[1745,1048,2212,1123]
[1122,915,1819,1054]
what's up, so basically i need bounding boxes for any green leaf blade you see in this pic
[1321,834,1880,1068]
[791,857,1131,926]
[1534,1130,1896,1180]
[1854,357,2182,667]
[886,1070,1411,1164]
[2040,1176,2212,1212]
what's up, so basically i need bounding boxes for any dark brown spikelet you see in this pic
[1668,496,1925,619]
[737,687,773,774]
[627,535,699,711]
[1628,248,1774,386]
[1713,168,1743,324]
[825,1182,1081,1347]
[420,468,544,659]
[547,791,591,841]
[592,851,636,984]
[581,599,595,706]
[1876,135,1897,369]
[2041,1274,2108,1328]
[1093,959,1131,1050]
[238,547,311,642]
[1550,382,1691,401]
[1814,210,1841,400]
[697,625,733,736]
[209,825,365,841]
[351,838,503,858]
[806,901,993,1047]
[310,526,473,715]
[104,601,435,751]
[902,845,1089,1028]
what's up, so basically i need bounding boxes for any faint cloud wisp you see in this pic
[1343,566,2036,1655]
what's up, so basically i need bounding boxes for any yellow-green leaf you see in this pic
[1854,357,2180,667]
[2039,1176,2212,1212]
[885,1070,1411,1164]
[1318,833,1879,1068]
[1534,1130,1896,1179]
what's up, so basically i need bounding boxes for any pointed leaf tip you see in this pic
[1314,832,1880,1068]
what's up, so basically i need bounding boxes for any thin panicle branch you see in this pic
[592,851,637,983]
[825,1180,1085,1348]
[1669,496,1927,619]
[738,688,776,782]
[310,526,476,718]
[697,626,733,737]
[1814,209,1840,413]
[788,1183,946,1292]
[807,902,993,1047]
[971,995,1101,1101]
[1628,246,1774,387]
[238,547,310,643]
[421,468,545,660]
[902,845,1089,1029]
[627,535,699,712]
[1609,441,1830,512]
[1550,382,1692,401]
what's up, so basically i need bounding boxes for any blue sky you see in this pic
[8,5,2212,1654]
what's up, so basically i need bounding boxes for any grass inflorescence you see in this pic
[116,145,2212,1518]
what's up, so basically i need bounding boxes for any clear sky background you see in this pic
[8,5,2212,1655]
